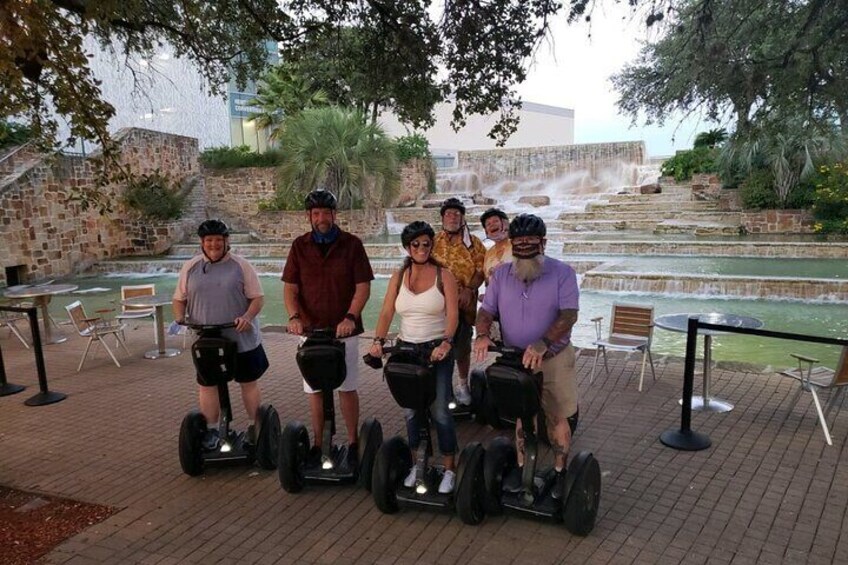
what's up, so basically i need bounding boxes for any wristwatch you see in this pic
[289,313,301,320]
[344,313,357,322]
[541,336,554,349]
[443,336,455,346]
[373,337,386,345]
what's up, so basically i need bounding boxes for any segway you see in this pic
[481,343,601,536]
[178,322,281,476]
[277,329,382,493]
[365,342,486,525]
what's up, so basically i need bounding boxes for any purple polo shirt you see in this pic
[481,257,579,352]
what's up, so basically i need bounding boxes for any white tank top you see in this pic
[395,274,446,343]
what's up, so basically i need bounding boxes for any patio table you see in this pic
[121,294,181,360]
[3,283,79,344]
[655,312,764,413]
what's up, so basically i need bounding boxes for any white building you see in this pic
[66,42,574,159]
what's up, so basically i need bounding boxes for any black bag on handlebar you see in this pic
[384,351,436,410]
[485,360,541,420]
[296,334,347,392]
[192,336,239,387]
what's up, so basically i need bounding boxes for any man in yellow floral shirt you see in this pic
[432,197,486,404]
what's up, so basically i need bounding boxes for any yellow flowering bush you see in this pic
[811,162,848,234]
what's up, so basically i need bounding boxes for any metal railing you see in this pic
[661,316,848,450]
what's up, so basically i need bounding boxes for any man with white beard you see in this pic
[472,214,580,499]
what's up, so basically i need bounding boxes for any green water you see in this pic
[32,273,848,369]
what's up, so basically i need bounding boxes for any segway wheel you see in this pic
[278,422,310,493]
[562,451,601,536]
[255,404,281,470]
[482,436,517,515]
[455,442,486,525]
[357,418,383,491]
[372,436,412,514]
[178,411,206,477]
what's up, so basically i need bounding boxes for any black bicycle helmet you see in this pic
[508,214,547,239]
[439,197,466,216]
[197,219,230,238]
[304,189,338,210]
[401,221,436,248]
[480,207,508,227]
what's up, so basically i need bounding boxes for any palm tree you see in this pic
[275,106,399,209]
[247,64,328,143]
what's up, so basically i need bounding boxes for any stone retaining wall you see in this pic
[457,141,646,186]
[742,210,815,234]
[0,128,200,285]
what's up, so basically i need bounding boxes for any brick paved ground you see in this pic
[0,323,846,564]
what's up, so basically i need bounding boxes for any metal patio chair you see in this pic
[779,347,848,446]
[590,303,656,392]
[65,300,130,372]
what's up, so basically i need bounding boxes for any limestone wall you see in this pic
[0,128,200,285]
[742,210,815,234]
[457,141,646,187]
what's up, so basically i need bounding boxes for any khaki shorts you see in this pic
[539,344,578,422]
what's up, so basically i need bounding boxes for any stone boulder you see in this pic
[639,183,661,194]
[517,195,550,207]
[472,194,497,205]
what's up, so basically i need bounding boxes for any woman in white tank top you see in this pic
[369,222,460,494]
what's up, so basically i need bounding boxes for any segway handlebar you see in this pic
[178,321,237,331]
[362,341,430,370]
[485,340,525,358]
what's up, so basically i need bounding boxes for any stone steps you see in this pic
[655,220,743,236]
[580,270,848,302]
[562,239,848,259]
[585,200,722,213]
[558,210,741,223]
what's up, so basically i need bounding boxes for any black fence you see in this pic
[661,316,848,451]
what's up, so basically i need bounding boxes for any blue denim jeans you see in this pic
[400,340,457,456]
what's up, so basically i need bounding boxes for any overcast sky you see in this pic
[515,4,713,157]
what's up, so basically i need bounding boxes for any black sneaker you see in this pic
[503,466,523,493]
[347,442,359,466]
[245,424,257,447]
[551,469,567,500]
[202,428,220,451]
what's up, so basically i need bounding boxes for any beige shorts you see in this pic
[302,335,360,393]
[540,344,578,422]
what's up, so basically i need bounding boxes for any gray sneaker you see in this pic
[454,384,472,406]
[202,428,220,451]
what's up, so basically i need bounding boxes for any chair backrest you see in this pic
[121,284,155,313]
[609,303,654,340]
[832,347,848,387]
[65,301,89,335]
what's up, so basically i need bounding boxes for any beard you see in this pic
[513,255,544,282]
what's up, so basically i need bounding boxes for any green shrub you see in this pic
[810,162,848,235]
[257,186,308,211]
[124,171,187,220]
[200,145,285,169]
[395,133,431,163]
[660,146,718,181]
[0,121,34,150]
[739,168,779,209]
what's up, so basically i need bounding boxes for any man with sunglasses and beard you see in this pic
[472,214,580,499]
[431,197,486,406]
[283,188,374,469]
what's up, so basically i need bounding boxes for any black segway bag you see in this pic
[384,352,436,410]
[296,334,346,392]
[485,361,541,421]
[192,336,238,387]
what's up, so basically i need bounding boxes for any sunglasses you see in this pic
[410,240,432,249]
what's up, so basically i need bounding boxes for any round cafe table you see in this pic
[120,294,181,359]
[3,283,79,344]
[655,312,764,413]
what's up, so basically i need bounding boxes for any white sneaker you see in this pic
[404,464,419,488]
[439,470,456,494]
[454,384,472,406]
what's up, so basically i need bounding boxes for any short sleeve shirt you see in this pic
[432,231,486,323]
[173,253,264,352]
[282,230,374,332]
[481,257,579,353]
[483,240,513,283]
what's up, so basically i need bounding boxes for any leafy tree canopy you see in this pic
[611,0,848,136]
[1,0,587,153]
